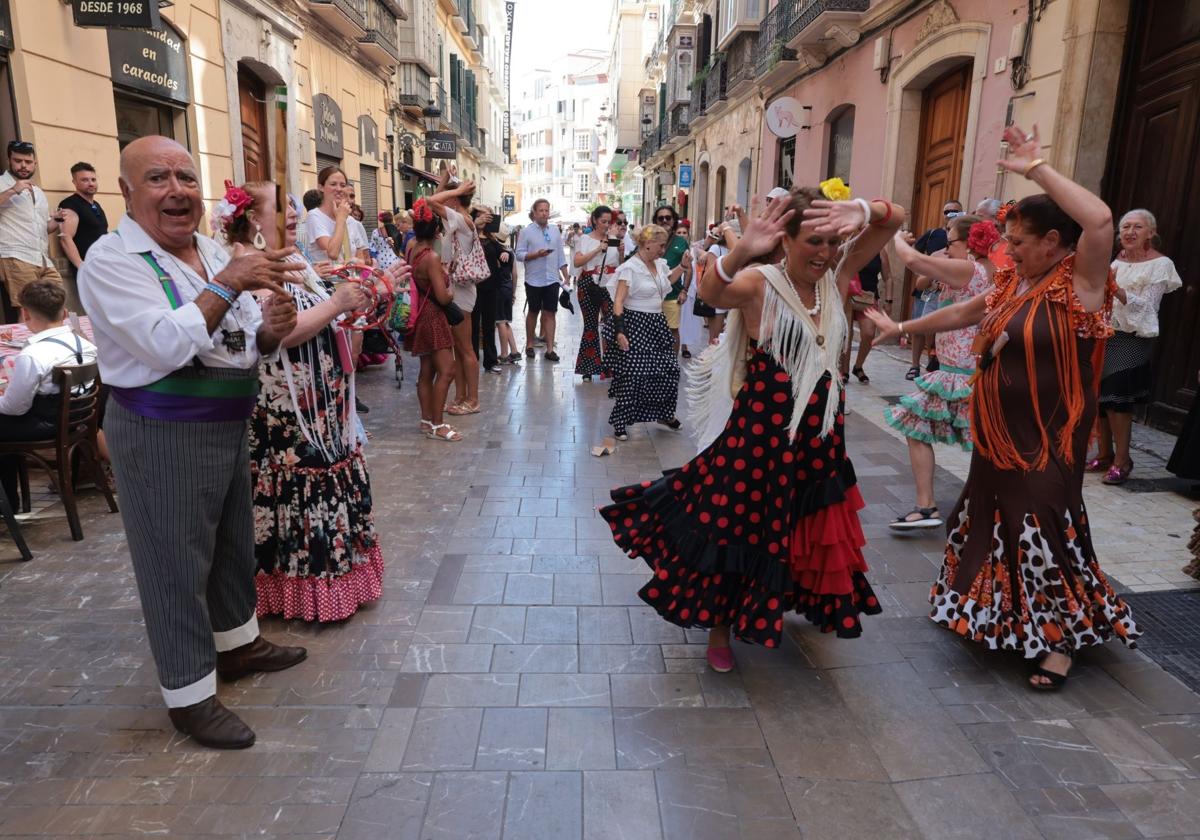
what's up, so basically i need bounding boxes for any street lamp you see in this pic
[422,100,442,172]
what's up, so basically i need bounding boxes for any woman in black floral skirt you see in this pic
[600,189,904,671]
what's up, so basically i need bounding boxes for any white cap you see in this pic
[766,187,791,201]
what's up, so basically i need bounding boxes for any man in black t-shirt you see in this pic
[57,162,109,272]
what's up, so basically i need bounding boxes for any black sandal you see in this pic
[888,507,943,530]
[905,366,920,380]
[852,366,869,383]
[1029,654,1073,692]
[681,348,692,359]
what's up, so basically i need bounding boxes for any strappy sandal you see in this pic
[420,419,433,434]
[446,402,480,416]
[852,366,870,383]
[1029,654,1073,692]
[426,423,462,442]
[1102,461,1133,485]
[905,366,920,380]
[889,507,943,530]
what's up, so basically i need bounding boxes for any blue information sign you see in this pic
[678,164,693,188]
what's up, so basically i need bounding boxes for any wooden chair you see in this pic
[0,362,118,541]
[0,486,31,561]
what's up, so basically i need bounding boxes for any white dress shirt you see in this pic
[0,171,53,267]
[77,215,264,388]
[0,324,97,416]
[515,222,568,287]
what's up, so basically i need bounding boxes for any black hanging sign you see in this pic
[73,0,161,30]
[425,130,458,160]
[107,22,190,105]
[313,93,344,159]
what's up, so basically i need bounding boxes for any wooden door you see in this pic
[910,63,970,239]
[1104,1,1200,429]
[238,66,268,183]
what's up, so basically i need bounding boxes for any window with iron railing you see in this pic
[398,64,431,107]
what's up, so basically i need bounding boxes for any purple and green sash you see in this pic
[111,250,260,422]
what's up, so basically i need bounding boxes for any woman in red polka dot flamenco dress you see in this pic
[601,187,907,671]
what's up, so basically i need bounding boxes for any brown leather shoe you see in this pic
[216,635,308,682]
[167,696,255,749]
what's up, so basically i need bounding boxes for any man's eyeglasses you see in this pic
[7,141,34,155]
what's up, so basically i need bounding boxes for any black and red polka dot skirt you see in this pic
[599,349,882,647]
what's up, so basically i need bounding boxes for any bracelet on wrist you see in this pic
[715,254,735,284]
[870,198,894,225]
[852,198,872,229]
[205,282,236,306]
[1023,157,1046,178]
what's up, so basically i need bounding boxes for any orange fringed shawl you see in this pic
[969,254,1114,473]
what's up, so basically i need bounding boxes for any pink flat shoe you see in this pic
[1085,457,1113,473]
[706,646,734,673]
[1102,461,1133,485]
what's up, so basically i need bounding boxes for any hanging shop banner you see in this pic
[678,164,692,188]
[107,22,190,105]
[503,1,514,161]
[74,0,161,29]
[313,94,344,159]
[425,130,458,160]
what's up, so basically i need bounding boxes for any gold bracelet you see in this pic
[1023,158,1046,178]
[898,320,907,337]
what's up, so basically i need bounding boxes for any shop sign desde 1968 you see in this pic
[73,0,161,29]
[107,21,190,105]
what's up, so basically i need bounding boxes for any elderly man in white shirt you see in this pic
[0,141,67,316]
[78,136,305,751]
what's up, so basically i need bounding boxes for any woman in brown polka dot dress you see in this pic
[601,188,905,671]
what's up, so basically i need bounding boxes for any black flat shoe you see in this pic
[658,418,682,431]
[852,366,869,383]
[681,348,692,359]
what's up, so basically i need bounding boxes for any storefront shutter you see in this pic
[359,164,378,229]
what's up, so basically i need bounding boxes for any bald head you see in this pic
[119,135,204,253]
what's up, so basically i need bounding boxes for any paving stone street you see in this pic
[2,308,1200,840]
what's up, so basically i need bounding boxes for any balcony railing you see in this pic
[640,128,660,163]
[454,0,476,32]
[359,0,400,65]
[756,0,868,63]
[704,53,728,110]
[668,104,689,139]
[309,0,367,37]
[433,80,447,121]
[725,34,755,92]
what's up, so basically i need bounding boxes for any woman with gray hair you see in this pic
[1091,208,1181,483]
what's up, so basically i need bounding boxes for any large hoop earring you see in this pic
[253,224,267,251]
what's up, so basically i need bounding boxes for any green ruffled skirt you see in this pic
[885,364,974,450]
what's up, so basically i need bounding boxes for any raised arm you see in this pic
[700,197,793,310]
[892,230,976,289]
[427,181,476,219]
[999,124,1113,307]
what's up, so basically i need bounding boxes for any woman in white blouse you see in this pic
[572,205,621,381]
[1091,208,1182,484]
[608,224,691,440]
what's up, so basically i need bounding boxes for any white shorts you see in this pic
[453,281,478,314]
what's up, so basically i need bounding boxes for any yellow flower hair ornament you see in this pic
[819,177,851,202]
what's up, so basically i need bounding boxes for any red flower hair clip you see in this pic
[995,200,1016,225]
[222,180,254,218]
[412,198,434,223]
[967,220,1001,255]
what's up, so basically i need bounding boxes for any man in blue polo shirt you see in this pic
[515,198,569,362]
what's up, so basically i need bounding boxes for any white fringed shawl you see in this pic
[687,264,846,442]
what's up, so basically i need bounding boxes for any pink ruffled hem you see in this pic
[255,545,385,622]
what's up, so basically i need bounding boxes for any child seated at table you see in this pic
[0,280,98,506]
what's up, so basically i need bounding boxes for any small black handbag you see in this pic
[441,301,465,326]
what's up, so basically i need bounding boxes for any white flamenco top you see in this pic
[1110,256,1181,338]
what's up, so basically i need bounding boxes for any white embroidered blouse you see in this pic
[1110,256,1182,338]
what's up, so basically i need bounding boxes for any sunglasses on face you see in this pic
[7,141,33,155]
[655,215,673,223]
[943,208,961,217]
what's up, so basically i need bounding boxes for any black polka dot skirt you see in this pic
[608,309,680,436]
[599,347,882,648]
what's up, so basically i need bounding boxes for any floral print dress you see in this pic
[251,279,384,622]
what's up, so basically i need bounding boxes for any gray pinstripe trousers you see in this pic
[106,399,259,700]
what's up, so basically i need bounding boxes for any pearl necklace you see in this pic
[782,260,822,316]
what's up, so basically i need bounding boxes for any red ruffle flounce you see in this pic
[255,545,384,622]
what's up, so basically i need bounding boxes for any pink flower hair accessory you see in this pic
[967,220,1001,256]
